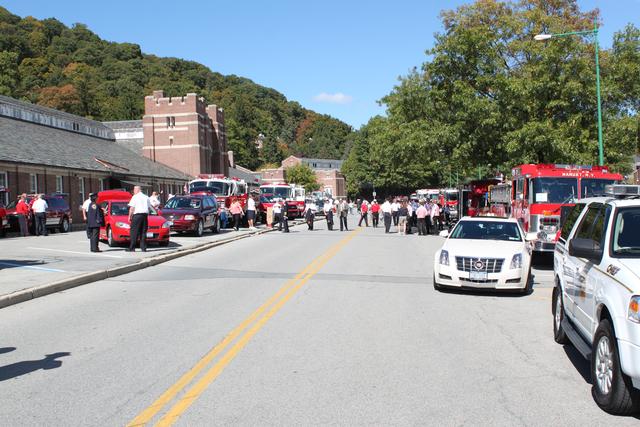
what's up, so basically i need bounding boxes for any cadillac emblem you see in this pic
[474,260,485,270]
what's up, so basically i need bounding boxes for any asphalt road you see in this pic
[0,220,637,426]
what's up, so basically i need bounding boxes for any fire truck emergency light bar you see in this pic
[605,185,640,197]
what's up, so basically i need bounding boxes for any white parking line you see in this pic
[0,261,65,272]
[27,247,123,258]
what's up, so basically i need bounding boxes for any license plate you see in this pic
[146,232,154,238]
[469,271,487,280]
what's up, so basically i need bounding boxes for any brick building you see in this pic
[261,155,346,198]
[0,95,189,224]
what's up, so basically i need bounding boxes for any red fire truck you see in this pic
[258,183,301,221]
[507,164,623,251]
[459,179,501,217]
[188,175,249,210]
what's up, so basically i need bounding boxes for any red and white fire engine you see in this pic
[492,164,623,252]
[188,175,249,210]
[258,183,304,219]
[458,179,501,218]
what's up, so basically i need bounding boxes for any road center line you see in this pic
[127,228,361,427]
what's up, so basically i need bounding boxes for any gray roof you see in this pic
[300,157,344,170]
[102,120,143,131]
[0,116,189,181]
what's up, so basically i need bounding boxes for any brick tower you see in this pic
[142,91,228,177]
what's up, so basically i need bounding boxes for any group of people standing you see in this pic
[355,197,448,235]
[12,193,48,237]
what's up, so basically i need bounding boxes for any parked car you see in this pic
[0,202,7,237]
[97,190,171,247]
[552,184,640,415]
[5,193,72,234]
[433,216,533,293]
[160,195,219,236]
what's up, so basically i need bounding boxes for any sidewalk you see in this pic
[0,222,301,308]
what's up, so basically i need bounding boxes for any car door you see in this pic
[569,203,607,336]
[202,197,213,227]
[556,203,586,315]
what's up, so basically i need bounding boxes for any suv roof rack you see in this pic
[604,184,640,198]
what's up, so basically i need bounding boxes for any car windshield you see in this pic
[190,181,229,196]
[110,202,130,216]
[450,220,523,241]
[446,193,458,201]
[533,177,578,204]
[612,207,640,257]
[261,187,290,198]
[581,178,617,198]
[164,197,201,209]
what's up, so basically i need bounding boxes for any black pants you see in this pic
[340,215,348,231]
[358,212,368,227]
[130,213,148,251]
[326,212,333,230]
[393,212,399,226]
[384,213,392,233]
[274,213,282,230]
[17,214,28,236]
[35,212,47,236]
[372,212,379,228]
[417,218,427,235]
[425,217,432,235]
[306,213,314,230]
[233,213,241,230]
[281,215,289,232]
[89,227,100,251]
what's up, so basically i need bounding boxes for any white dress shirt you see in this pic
[128,192,151,214]
[247,197,256,211]
[381,201,392,214]
[32,198,48,213]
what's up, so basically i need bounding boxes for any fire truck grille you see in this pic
[456,257,504,273]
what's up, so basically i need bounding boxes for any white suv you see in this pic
[553,185,640,414]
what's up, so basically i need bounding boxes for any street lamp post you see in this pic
[534,19,605,166]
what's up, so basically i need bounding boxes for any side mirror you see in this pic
[568,238,603,262]
[439,230,449,238]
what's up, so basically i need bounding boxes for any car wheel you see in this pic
[591,318,640,415]
[211,216,219,234]
[59,216,70,233]
[432,273,442,291]
[552,285,568,344]
[194,220,204,237]
[107,227,116,247]
[521,268,533,294]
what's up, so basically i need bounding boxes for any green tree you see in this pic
[285,164,319,192]
[0,51,18,95]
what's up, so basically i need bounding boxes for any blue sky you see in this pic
[3,0,639,128]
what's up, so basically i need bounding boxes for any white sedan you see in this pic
[433,217,533,293]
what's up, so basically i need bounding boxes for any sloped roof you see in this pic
[0,116,189,181]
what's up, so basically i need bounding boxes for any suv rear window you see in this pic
[559,203,586,242]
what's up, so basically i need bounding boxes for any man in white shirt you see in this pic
[430,202,441,233]
[31,194,48,236]
[149,191,161,210]
[247,195,257,230]
[391,199,400,226]
[127,186,151,252]
[81,196,92,238]
[381,198,393,233]
[272,199,282,229]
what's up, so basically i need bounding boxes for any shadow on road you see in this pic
[563,344,591,384]
[0,352,71,382]
[532,252,554,270]
[0,347,17,355]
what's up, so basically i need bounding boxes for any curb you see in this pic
[0,220,308,310]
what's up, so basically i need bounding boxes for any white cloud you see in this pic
[313,92,353,104]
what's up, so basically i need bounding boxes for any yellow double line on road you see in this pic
[128,227,361,426]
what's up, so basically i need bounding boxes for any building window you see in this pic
[99,178,106,191]
[166,116,176,128]
[79,177,85,201]
[166,117,171,127]
[55,176,63,193]
[72,123,80,131]
[0,171,8,205]
[169,136,174,146]
[171,116,176,127]
[29,173,38,193]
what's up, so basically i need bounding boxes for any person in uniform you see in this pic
[339,199,349,231]
[272,198,283,230]
[281,198,290,232]
[86,193,104,252]
[31,194,48,236]
[305,199,317,230]
[127,186,151,252]
[324,199,334,231]
[15,193,30,237]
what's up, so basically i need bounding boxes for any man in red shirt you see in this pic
[15,193,30,237]
[358,199,369,227]
[371,200,380,228]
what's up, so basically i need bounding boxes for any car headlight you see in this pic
[629,296,640,323]
[184,215,195,221]
[115,221,130,229]
[439,250,449,266]
[510,253,522,269]
[162,221,172,228]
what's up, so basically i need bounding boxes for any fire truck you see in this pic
[443,189,459,220]
[488,183,512,217]
[188,175,249,210]
[458,179,501,217]
[258,183,302,221]
[508,164,623,251]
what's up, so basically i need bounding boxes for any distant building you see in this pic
[0,95,189,223]
[262,155,346,197]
